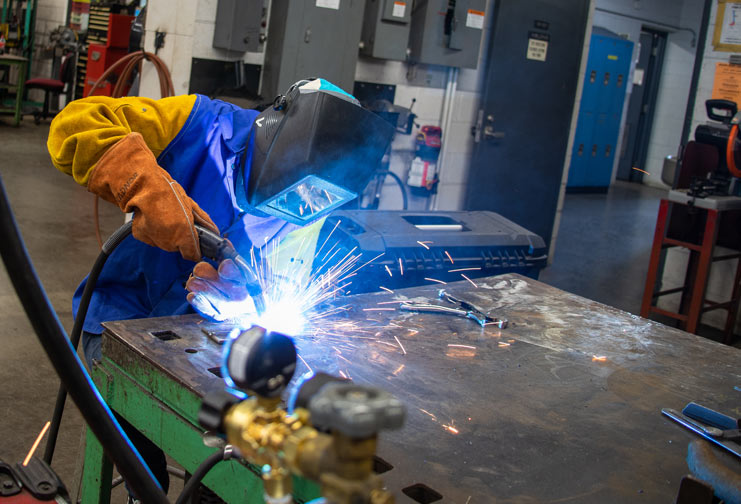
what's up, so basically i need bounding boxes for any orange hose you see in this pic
[88,50,175,249]
[726,123,741,178]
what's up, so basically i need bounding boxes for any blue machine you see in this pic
[567,30,633,191]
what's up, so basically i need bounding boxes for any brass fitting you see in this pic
[222,400,394,504]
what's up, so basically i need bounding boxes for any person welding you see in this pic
[47,78,393,500]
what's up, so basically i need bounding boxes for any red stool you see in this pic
[24,52,74,124]
[640,190,741,343]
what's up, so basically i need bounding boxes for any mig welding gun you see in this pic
[195,224,267,314]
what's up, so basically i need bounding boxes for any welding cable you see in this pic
[0,175,168,504]
[174,447,233,504]
[43,221,133,464]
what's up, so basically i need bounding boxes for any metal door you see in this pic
[465,0,590,249]
[616,30,667,182]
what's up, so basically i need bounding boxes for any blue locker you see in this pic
[567,31,633,190]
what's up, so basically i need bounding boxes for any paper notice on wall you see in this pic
[633,68,645,86]
[712,62,741,106]
[527,32,549,62]
[316,0,340,10]
[719,3,741,46]
[466,9,485,29]
[393,1,406,17]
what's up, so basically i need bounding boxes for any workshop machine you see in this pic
[317,210,548,293]
[682,99,741,197]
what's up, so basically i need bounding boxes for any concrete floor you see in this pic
[0,115,720,500]
[540,181,665,316]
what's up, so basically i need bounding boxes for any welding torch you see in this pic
[195,224,266,314]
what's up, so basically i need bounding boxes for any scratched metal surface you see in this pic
[101,273,741,503]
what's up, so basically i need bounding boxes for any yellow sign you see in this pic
[712,62,741,106]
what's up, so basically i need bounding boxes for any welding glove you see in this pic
[88,132,218,262]
[186,259,257,321]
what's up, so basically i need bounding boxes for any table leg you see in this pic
[80,427,113,504]
[14,61,24,126]
[686,209,720,334]
[641,199,670,318]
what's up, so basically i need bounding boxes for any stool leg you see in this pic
[723,255,741,344]
[80,427,113,504]
[686,209,719,334]
[641,199,670,318]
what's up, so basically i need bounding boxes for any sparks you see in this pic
[399,258,404,276]
[363,307,396,311]
[444,250,454,264]
[442,424,460,435]
[379,286,394,294]
[448,344,477,349]
[384,265,393,277]
[339,370,348,379]
[448,267,481,273]
[417,240,431,250]
[424,277,447,285]
[393,335,407,355]
[631,167,650,175]
[592,355,607,362]
[498,342,510,347]
[23,421,51,466]
[297,353,313,374]
[393,364,405,375]
[461,274,478,288]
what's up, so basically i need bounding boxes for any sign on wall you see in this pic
[713,0,741,51]
[711,62,741,104]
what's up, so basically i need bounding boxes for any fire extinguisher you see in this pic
[407,125,442,195]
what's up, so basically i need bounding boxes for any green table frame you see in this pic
[0,54,27,126]
[80,335,320,504]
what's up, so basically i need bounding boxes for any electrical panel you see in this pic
[360,0,412,61]
[212,0,262,53]
[567,32,633,191]
[408,0,486,69]
[262,0,366,100]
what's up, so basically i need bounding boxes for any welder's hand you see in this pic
[186,260,257,321]
[87,132,218,262]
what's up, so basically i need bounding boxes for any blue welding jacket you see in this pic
[73,95,298,334]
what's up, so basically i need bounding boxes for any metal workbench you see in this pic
[82,273,741,503]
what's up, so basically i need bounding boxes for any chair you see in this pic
[24,52,74,124]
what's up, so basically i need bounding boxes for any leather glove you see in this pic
[186,260,258,321]
[88,132,218,261]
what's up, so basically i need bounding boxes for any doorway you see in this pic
[616,29,668,182]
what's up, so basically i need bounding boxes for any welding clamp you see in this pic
[199,325,405,504]
[399,289,507,328]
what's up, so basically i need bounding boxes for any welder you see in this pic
[47,78,393,500]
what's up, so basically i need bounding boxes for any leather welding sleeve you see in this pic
[48,95,196,185]
[47,95,218,261]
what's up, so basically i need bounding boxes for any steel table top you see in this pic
[101,273,741,503]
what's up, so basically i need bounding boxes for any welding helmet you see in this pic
[236,78,395,225]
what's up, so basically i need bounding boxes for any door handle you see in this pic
[483,125,505,139]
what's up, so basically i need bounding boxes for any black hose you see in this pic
[376,169,408,210]
[43,221,133,464]
[175,447,231,504]
[0,175,168,504]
